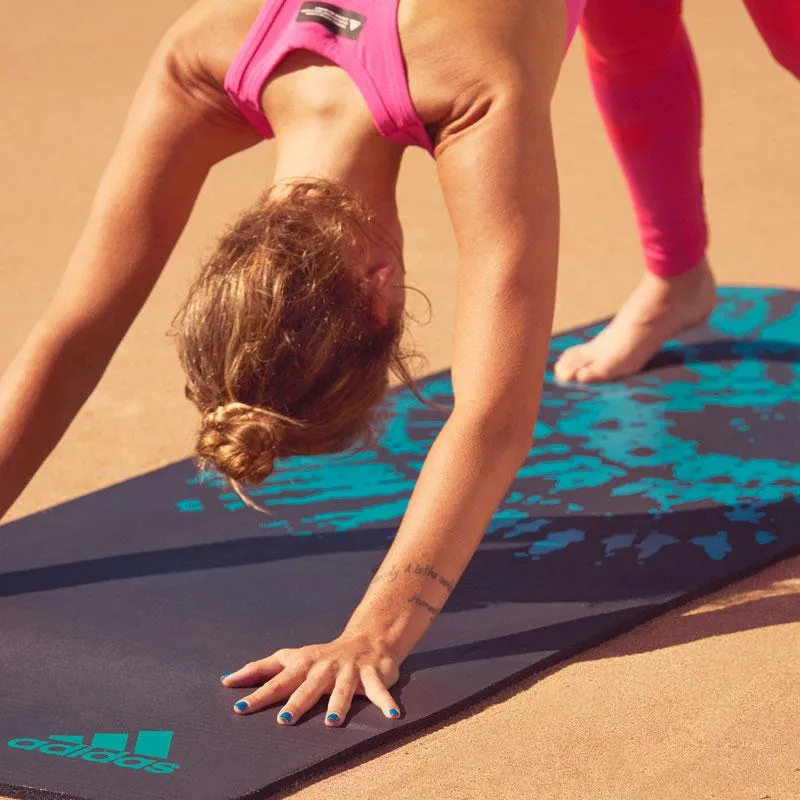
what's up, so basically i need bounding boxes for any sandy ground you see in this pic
[1,1,799,798]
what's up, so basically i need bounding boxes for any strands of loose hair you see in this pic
[170,178,432,511]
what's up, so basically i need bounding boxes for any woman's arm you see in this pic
[344,81,561,659]
[0,28,260,520]
[222,20,565,723]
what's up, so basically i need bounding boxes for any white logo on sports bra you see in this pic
[300,6,350,30]
[297,3,366,40]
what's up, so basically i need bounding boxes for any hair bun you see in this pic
[198,402,292,485]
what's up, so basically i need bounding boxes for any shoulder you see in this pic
[153,0,264,118]
[399,0,566,139]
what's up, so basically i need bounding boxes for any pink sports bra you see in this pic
[224,1,585,156]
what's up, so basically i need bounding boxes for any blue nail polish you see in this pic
[234,700,249,712]
[278,711,293,723]
[220,672,233,683]
[326,713,339,723]
[387,708,400,718]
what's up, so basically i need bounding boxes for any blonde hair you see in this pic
[172,179,421,508]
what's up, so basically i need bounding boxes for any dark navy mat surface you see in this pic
[1,286,798,800]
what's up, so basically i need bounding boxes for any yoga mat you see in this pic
[1,286,798,800]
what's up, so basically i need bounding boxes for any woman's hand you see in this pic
[220,632,402,726]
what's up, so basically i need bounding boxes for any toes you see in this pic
[574,364,611,384]
[553,345,592,383]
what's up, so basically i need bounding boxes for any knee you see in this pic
[581,0,683,73]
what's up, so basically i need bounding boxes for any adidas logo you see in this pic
[6,731,179,775]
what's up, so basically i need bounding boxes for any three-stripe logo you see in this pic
[6,730,180,775]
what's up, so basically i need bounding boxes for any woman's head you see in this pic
[173,178,418,500]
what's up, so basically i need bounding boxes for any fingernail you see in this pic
[326,713,340,724]
[220,672,233,683]
[387,708,400,718]
[278,711,293,724]
[234,700,249,713]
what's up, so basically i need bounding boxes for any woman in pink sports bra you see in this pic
[3,0,579,728]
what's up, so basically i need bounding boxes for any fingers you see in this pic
[276,665,335,726]
[221,651,286,687]
[231,668,305,716]
[222,653,402,726]
[359,667,401,720]
[325,667,358,727]
[273,665,401,726]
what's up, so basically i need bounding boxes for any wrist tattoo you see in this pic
[371,561,455,593]
[409,593,441,620]
[405,562,455,592]
[370,564,399,585]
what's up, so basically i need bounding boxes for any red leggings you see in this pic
[581,0,800,277]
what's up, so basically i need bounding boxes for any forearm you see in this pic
[344,408,534,659]
[0,322,111,520]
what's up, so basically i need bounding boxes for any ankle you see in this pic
[648,255,714,289]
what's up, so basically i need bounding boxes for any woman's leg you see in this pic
[743,0,800,78]
[555,0,716,383]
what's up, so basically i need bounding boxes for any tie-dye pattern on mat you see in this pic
[1,286,798,800]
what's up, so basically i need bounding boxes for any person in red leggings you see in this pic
[555,0,800,383]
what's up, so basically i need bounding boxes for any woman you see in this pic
[554,0,800,383]
[0,0,583,726]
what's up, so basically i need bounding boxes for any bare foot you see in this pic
[554,258,717,384]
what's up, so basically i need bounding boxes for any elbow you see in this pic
[490,419,536,466]
[451,404,536,465]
